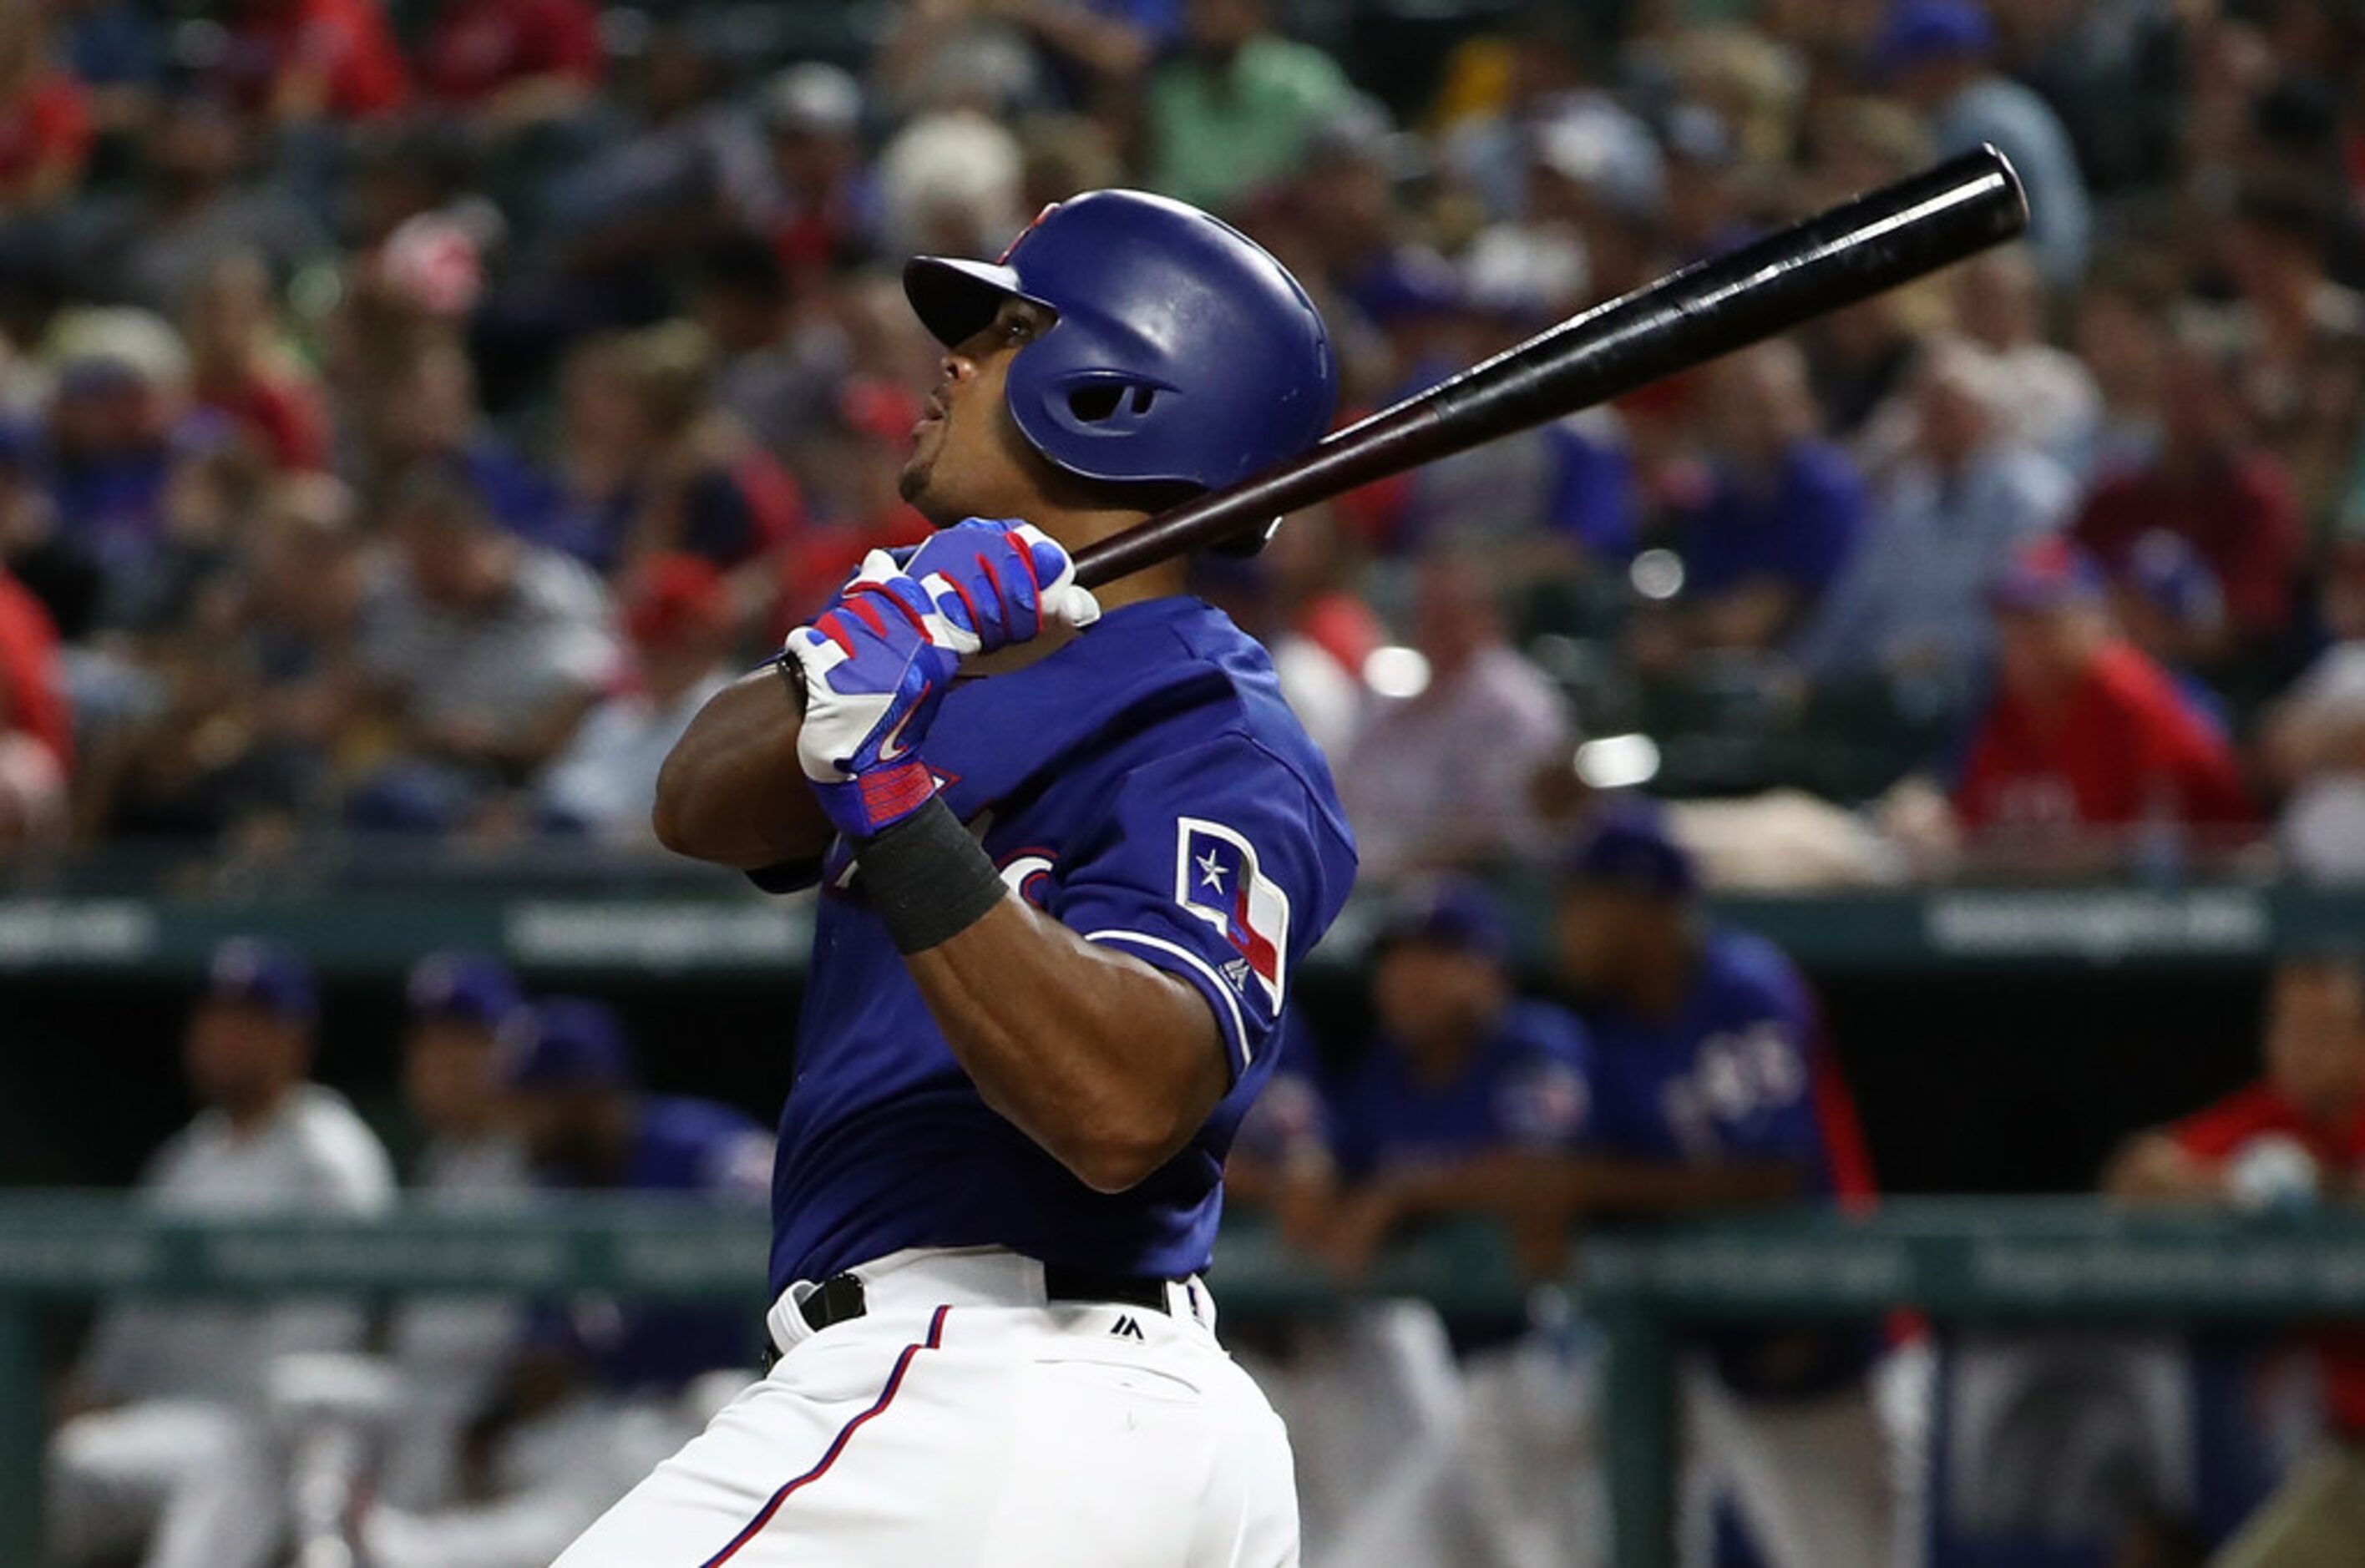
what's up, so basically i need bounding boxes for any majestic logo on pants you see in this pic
[1173,817,1289,1009]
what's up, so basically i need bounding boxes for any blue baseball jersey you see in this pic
[1325,1002,1593,1180]
[1580,927,1879,1397]
[760,594,1358,1292]
[543,1096,772,1391]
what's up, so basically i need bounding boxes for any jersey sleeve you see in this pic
[1043,735,1348,1085]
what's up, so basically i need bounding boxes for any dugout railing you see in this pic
[6,1197,2365,1568]
[0,878,2357,974]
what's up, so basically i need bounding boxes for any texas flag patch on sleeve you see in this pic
[1174,817,1290,1011]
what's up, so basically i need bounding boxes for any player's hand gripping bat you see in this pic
[1069,144,2028,588]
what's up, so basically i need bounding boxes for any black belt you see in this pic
[793,1264,1174,1337]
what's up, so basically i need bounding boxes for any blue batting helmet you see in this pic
[902,191,1339,501]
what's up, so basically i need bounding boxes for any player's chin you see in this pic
[896,452,935,508]
[898,458,967,529]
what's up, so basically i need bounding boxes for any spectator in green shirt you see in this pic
[1146,0,1350,211]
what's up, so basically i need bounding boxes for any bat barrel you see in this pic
[1073,144,2026,590]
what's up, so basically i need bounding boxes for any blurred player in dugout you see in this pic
[357,995,773,1568]
[381,951,537,1512]
[47,938,397,1568]
[2108,953,2365,1568]
[1553,806,1897,1568]
[1234,879,1599,1568]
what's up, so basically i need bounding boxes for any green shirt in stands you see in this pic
[1147,36,1351,210]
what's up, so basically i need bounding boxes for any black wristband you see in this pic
[855,797,1008,953]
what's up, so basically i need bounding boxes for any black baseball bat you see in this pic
[1071,144,2028,589]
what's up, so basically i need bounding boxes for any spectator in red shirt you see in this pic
[1952,539,2255,854]
[0,560,71,848]
[2071,311,2304,650]
[418,0,603,126]
[2105,955,2365,1563]
[183,253,329,473]
[0,12,94,213]
[227,0,408,125]
[0,559,70,771]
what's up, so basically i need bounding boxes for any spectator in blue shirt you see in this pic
[1795,337,2075,695]
[1877,0,2092,289]
[1659,340,1866,660]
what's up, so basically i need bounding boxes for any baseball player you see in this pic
[1552,807,1893,1568]
[1223,1019,1470,1568]
[572,189,1355,1565]
[362,997,773,1568]
[48,938,396,1568]
[1292,879,1602,1568]
[381,950,536,1513]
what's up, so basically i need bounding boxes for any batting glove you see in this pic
[785,574,963,839]
[865,518,1101,657]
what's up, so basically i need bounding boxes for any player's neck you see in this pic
[1037,504,1192,612]
[219,1080,296,1137]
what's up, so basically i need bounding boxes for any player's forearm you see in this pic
[1385,1152,1593,1227]
[904,897,1228,1194]
[1554,1156,1804,1215]
[653,669,835,868]
[2102,1133,2224,1203]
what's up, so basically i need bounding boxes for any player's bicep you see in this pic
[1042,742,1341,1085]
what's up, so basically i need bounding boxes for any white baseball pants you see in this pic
[46,1399,280,1568]
[551,1247,1301,1568]
[1679,1361,1902,1568]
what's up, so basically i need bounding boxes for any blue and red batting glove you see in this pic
[785,574,963,839]
[857,518,1101,656]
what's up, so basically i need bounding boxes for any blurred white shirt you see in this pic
[536,668,733,842]
[81,1086,396,1407]
[1338,645,1570,881]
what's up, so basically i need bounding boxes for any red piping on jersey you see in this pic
[697,1304,953,1565]
[1805,1004,1877,1212]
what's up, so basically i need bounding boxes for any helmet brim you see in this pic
[903,256,1057,348]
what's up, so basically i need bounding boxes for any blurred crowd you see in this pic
[0,0,2362,886]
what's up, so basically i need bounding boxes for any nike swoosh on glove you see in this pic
[785,574,963,839]
[849,518,1101,657]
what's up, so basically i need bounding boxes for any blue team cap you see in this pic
[206,937,319,1026]
[1562,804,1699,899]
[405,950,523,1029]
[1374,878,1512,964]
[499,997,636,1090]
[1875,0,1994,78]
